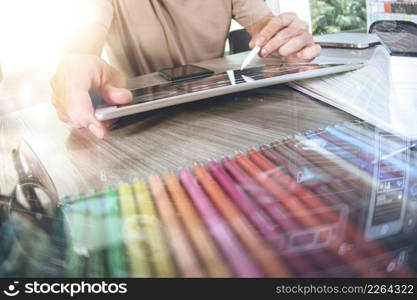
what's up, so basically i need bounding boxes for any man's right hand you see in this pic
[50,54,133,139]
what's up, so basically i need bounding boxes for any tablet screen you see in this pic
[131,64,342,105]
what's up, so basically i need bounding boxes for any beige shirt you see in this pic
[93,0,271,77]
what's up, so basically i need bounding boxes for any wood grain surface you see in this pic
[0,49,369,197]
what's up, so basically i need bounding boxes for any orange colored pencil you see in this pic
[164,173,232,277]
[254,144,414,277]
[248,149,339,221]
[148,175,203,277]
[235,153,324,229]
[234,153,386,276]
[193,165,291,277]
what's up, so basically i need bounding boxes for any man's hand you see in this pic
[50,54,132,139]
[249,13,321,61]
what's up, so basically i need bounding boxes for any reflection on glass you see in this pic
[1,121,416,277]
[130,64,331,105]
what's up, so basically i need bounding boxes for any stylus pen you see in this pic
[240,46,261,70]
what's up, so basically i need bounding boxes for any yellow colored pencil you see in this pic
[133,179,176,277]
[118,183,151,277]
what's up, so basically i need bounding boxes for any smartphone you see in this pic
[364,129,410,241]
[159,64,214,82]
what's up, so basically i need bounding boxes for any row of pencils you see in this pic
[2,121,416,277]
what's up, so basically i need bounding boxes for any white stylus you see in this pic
[240,46,261,70]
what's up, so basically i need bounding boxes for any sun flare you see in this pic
[0,0,101,77]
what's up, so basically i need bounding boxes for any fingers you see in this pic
[88,122,107,139]
[260,26,310,57]
[100,65,133,106]
[50,54,119,139]
[248,13,320,61]
[296,44,322,61]
[65,89,108,138]
[101,85,133,105]
[249,13,297,49]
[276,32,314,57]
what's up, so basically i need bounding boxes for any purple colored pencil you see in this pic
[222,157,289,223]
[222,157,341,274]
[179,169,262,278]
[208,161,318,276]
[208,161,283,247]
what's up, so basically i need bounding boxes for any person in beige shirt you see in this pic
[51,0,321,138]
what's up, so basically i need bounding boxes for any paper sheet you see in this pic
[290,46,417,139]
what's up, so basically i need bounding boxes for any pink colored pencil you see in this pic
[208,160,317,276]
[207,160,283,247]
[179,169,263,277]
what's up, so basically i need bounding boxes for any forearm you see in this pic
[64,23,108,56]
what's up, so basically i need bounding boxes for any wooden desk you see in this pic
[0,50,368,197]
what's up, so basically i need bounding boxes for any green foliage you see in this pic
[311,0,367,35]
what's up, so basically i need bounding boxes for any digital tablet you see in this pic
[95,63,364,121]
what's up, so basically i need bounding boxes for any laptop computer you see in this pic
[314,33,381,49]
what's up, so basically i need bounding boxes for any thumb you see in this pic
[68,90,108,139]
[100,66,133,105]
[87,118,107,139]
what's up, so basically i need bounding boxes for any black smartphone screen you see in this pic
[159,65,214,81]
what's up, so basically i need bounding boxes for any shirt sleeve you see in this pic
[232,0,272,27]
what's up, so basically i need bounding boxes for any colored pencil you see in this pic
[312,128,414,276]
[163,174,232,277]
[290,135,373,192]
[247,149,360,273]
[221,157,287,221]
[266,141,362,207]
[273,137,385,276]
[320,129,381,177]
[207,161,282,247]
[227,155,342,272]
[246,149,353,234]
[133,179,176,277]
[179,169,263,277]
[118,183,151,277]
[148,175,203,277]
[264,142,361,242]
[236,152,333,226]
[193,165,291,277]
[305,130,374,189]
[134,180,176,277]
[207,160,317,276]
[85,191,106,277]
[103,187,128,277]
[330,124,407,178]
[248,149,337,222]
[64,195,88,277]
